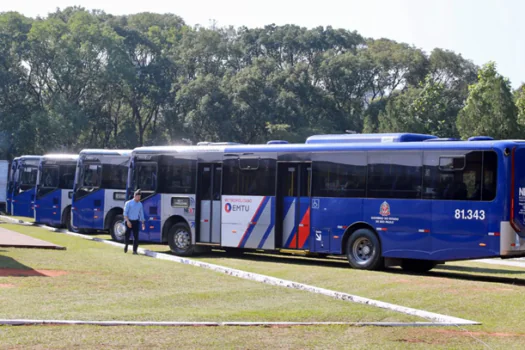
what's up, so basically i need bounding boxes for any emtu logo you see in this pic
[225,203,232,213]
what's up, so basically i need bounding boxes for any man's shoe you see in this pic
[133,251,138,255]
[124,246,128,253]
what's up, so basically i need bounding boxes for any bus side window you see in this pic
[424,151,486,201]
[481,151,497,201]
[312,153,366,198]
[222,158,275,196]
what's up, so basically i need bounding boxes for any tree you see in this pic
[0,12,38,157]
[377,76,459,137]
[457,62,518,140]
[516,84,525,130]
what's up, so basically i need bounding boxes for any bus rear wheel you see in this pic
[401,259,437,273]
[168,223,194,256]
[110,214,127,243]
[346,229,383,270]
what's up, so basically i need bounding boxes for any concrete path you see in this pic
[0,226,65,250]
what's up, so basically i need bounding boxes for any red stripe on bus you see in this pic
[298,207,311,249]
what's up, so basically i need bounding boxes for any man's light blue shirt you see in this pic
[124,199,145,222]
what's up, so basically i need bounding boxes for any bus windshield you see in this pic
[133,162,157,192]
[40,166,59,188]
[19,165,38,190]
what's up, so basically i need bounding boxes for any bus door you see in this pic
[35,164,60,225]
[196,163,222,244]
[277,163,311,250]
[13,164,38,218]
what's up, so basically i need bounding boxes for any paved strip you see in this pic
[0,226,65,250]
[0,319,471,327]
[0,215,480,326]
[473,259,525,268]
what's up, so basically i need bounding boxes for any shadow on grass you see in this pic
[158,249,525,287]
[0,253,46,277]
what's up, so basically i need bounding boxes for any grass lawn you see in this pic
[1,222,525,349]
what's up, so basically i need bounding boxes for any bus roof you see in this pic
[18,155,42,161]
[305,133,437,144]
[79,149,131,157]
[220,140,525,153]
[132,145,227,155]
[130,136,525,156]
[42,154,79,161]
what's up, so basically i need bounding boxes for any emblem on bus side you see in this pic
[380,201,390,217]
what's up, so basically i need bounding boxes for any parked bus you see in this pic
[34,154,78,229]
[129,133,525,272]
[4,157,18,215]
[12,155,41,218]
[71,149,131,237]
[0,160,7,212]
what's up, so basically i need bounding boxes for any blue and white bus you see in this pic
[126,144,223,250]
[72,149,131,237]
[5,157,20,215]
[128,134,525,272]
[34,154,78,229]
[12,155,41,218]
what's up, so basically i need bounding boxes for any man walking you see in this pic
[124,189,146,255]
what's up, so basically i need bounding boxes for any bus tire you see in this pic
[346,229,383,270]
[168,223,194,256]
[110,214,127,243]
[64,209,79,233]
[401,259,436,273]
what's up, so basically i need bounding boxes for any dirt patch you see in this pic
[433,329,525,338]
[0,283,15,288]
[0,268,68,277]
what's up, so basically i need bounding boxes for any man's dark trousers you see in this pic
[125,220,140,253]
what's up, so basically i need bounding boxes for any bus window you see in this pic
[59,164,76,189]
[41,166,59,188]
[223,158,276,196]
[367,152,423,199]
[423,151,490,201]
[158,156,196,194]
[82,164,102,188]
[101,164,128,190]
[20,166,38,191]
[133,162,157,192]
[37,165,59,197]
[481,151,497,201]
[312,153,366,198]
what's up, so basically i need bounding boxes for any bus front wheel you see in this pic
[64,209,79,233]
[110,215,127,243]
[346,229,383,270]
[168,223,194,256]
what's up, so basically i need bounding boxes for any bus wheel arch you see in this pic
[105,208,124,231]
[342,223,384,270]
[61,205,78,232]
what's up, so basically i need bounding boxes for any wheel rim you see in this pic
[174,229,191,250]
[114,220,126,240]
[352,237,375,265]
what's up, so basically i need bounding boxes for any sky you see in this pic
[3,0,524,89]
